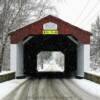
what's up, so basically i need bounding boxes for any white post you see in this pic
[16,42,24,78]
[84,44,90,72]
[77,44,90,78]
[10,42,24,78]
[10,44,17,72]
[77,44,84,78]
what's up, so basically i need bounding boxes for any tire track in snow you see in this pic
[3,79,81,100]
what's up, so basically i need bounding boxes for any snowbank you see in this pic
[0,71,15,83]
[85,70,100,77]
[72,79,100,99]
[0,71,15,76]
[0,78,28,100]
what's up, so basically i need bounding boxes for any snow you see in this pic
[37,51,64,72]
[0,71,15,76]
[63,79,100,100]
[38,63,64,72]
[72,79,100,99]
[0,78,28,100]
[0,78,100,100]
[85,70,100,77]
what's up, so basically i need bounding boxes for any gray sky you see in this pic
[52,0,100,32]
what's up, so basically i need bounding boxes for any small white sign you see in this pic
[43,22,57,30]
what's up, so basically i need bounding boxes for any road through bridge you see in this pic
[4,79,81,100]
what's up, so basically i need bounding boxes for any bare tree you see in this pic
[0,0,56,71]
[91,16,100,70]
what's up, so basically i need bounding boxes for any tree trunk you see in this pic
[0,35,9,71]
[0,45,5,71]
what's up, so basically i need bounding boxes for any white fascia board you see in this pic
[67,36,79,45]
[23,36,33,44]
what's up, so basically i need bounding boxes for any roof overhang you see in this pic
[10,15,91,44]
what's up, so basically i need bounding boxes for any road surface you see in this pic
[3,79,81,100]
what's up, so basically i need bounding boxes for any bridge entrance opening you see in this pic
[24,35,77,78]
[37,51,65,72]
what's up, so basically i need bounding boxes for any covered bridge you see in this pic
[10,15,91,78]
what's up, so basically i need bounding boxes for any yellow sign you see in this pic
[43,30,58,35]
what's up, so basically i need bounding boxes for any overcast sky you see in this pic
[52,0,100,32]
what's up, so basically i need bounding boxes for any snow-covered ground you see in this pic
[72,79,100,98]
[85,70,100,77]
[0,71,15,75]
[37,63,64,72]
[0,78,28,100]
[63,78,100,100]
[89,62,100,76]
[0,78,100,100]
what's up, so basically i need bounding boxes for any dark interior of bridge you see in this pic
[24,35,77,78]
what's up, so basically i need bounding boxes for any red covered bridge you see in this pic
[10,15,91,78]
